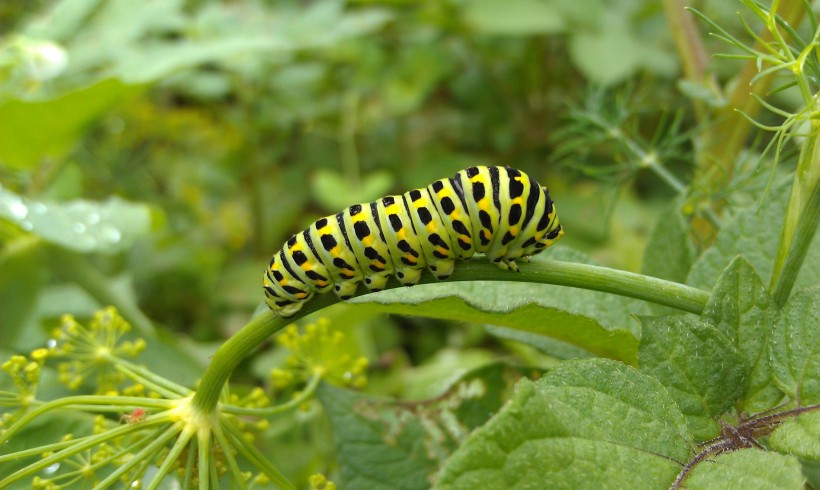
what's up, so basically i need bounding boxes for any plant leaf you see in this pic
[769,287,820,404]
[434,358,692,489]
[637,316,745,440]
[318,363,528,490]
[0,79,141,169]
[768,411,820,461]
[0,187,155,254]
[702,256,781,411]
[683,450,804,489]
[688,179,819,293]
[350,249,646,364]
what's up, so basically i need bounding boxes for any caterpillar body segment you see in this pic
[264,166,564,317]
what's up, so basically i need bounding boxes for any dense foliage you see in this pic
[0,0,818,489]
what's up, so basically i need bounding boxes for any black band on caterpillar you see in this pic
[263,166,564,317]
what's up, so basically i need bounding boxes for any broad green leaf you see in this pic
[0,187,155,254]
[688,178,820,293]
[0,79,140,169]
[638,316,745,439]
[435,359,692,489]
[318,363,527,490]
[769,411,820,461]
[642,201,696,287]
[462,0,565,35]
[351,248,645,364]
[702,256,781,411]
[769,287,820,404]
[683,450,804,489]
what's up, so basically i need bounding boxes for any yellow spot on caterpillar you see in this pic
[396,228,406,240]
[479,199,489,211]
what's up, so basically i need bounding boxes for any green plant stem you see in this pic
[191,259,710,414]
[770,127,820,305]
[191,311,287,413]
[48,247,156,338]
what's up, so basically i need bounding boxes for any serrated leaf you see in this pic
[638,316,745,439]
[351,249,645,364]
[683,450,804,489]
[462,0,564,35]
[702,256,781,411]
[318,364,525,490]
[318,384,436,490]
[0,79,140,169]
[769,287,820,404]
[769,411,820,460]
[0,187,155,254]
[688,178,819,293]
[435,359,692,489]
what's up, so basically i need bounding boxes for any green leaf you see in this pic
[350,249,646,364]
[769,287,820,404]
[769,411,820,461]
[638,316,745,439]
[318,364,526,490]
[642,201,696,285]
[702,256,781,411]
[462,0,565,35]
[642,202,698,315]
[0,187,155,254]
[435,359,692,489]
[0,79,141,169]
[318,383,439,490]
[683,450,805,489]
[688,179,820,293]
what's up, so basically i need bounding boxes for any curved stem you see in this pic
[192,258,710,413]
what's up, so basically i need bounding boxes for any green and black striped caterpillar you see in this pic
[264,166,564,317]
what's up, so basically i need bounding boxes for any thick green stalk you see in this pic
[770,126,820,305]
[191,259,710,413]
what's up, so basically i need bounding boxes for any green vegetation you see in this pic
[1,0,818,489]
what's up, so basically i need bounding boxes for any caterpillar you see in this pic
[263,166,564,317]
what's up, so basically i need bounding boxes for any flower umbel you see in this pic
[271,319,368,390]
[49,307,146,392]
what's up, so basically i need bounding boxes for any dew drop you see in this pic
[101,226,122,244]
[86,212,100,225]
[8,199,28,220]
[43,462,60,475]
[31,202,47,214]
[47,339,57,348]
[73,223,87,233]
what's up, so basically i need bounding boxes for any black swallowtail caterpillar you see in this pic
[264,166,564,317]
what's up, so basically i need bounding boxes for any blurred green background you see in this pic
[0,0,728,338]
[1,0,800,484]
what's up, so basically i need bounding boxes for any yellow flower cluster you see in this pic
[270,319,369,390]
[48,307,146,392]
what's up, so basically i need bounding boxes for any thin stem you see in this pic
[192,258,710,413]
[222,373,322,416]
[770,125,820,305]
